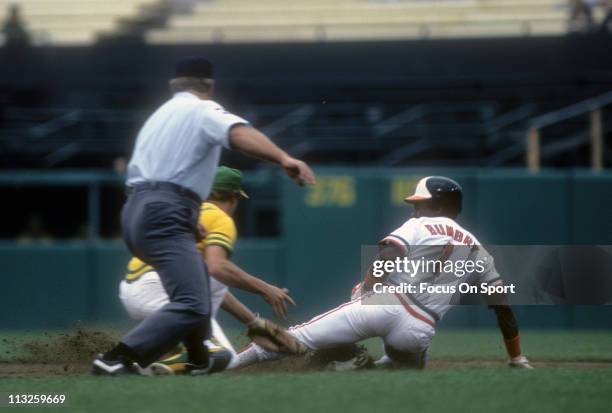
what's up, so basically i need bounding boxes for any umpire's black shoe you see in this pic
[92,354,138,376]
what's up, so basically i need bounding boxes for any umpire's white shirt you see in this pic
[126,92,247,199]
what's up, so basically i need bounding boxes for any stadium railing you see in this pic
[0,169,279,240]
[526,90,612,171]
[0,101,526,167]
[3,94,607,170]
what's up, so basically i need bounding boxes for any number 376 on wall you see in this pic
[305,176,356,207]
[303,176,419,208]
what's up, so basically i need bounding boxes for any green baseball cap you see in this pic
[212,166,249,199]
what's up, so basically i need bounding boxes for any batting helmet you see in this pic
[404,176,463,216]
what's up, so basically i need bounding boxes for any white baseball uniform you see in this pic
[233,215,501,368]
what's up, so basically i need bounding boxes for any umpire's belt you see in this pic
[127,182,201,204]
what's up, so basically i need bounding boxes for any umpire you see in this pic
[93,56,315,375]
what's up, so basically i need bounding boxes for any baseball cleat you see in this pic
[91,354,137,376]
[150,351,189,375]
[373,354,393,368]
[133,363,154,376]
[186,361,213,376]
[208,347,234,372]
[508,355,534,370]
[188,348,233,376]
[149,345,234,376]
[325,346,374,372]
[149,363,176,376]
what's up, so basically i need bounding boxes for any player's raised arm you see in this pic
[229,124,316,186]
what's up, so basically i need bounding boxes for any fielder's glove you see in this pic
[247,318,307,355]
[508,355,534,369]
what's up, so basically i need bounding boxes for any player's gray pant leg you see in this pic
[120,188,211,366]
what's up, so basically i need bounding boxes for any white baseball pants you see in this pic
[118,271,234,353]
[233,293,436,369]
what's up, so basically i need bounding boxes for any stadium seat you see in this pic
[0,0,159,45]
[0,0,605,45]
[146,0,580,43]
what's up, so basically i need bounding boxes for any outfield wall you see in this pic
[0,240,283,329]
[1,168,612,330]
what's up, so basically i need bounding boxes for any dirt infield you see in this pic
[1,329,116,364]
[0,363,90,376]
[0,329,116,376]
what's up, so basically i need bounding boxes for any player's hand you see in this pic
[281,156,316,187]
[508,355,534,369]
[262,285,296,319]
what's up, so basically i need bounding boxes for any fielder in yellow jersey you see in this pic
[119,166,295,373]
[124,201,237,283]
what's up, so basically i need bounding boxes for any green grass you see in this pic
[2,369,612,413]
[430,329,612,360]
[1,329,612,413]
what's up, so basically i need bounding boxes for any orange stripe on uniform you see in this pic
[394,293,436,327]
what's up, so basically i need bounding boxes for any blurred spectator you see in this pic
[568,0,612,32]
[112,157,127,174]
[17,215,52,244]
[2,4,30,48]
[171,0,203,14]
[569,0,597,32]
[602,0,612,32]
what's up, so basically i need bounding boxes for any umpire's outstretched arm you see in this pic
[229,124,316,187]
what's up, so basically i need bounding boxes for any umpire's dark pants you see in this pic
[120,183,211,366]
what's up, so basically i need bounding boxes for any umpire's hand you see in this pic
[281,156,316,187]
[229,125,316,187]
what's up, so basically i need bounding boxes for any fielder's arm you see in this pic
[229,125,316,186]
[220,291,258,326]
[205,245,296,319]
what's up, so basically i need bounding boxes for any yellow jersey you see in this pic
[124,202,237,282]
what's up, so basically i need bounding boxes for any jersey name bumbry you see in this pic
[424,224,475,245]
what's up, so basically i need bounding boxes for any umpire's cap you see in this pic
[405,176,462,214]
[175,56,213,78]
[212,166,249,199]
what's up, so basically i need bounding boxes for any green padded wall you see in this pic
[2,168,612,329]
